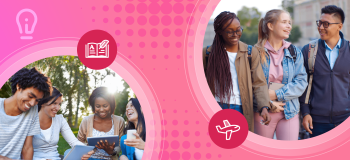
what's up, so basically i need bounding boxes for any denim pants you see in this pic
[310,122,343,138]
[218,102,243,114]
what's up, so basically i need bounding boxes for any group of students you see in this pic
[0,67,145,160]
[203,5,350,140]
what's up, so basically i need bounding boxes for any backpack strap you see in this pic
[288,45,297,63]
[247,45,252,68]
[304,39,319,104]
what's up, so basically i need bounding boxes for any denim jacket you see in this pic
[255,45,307,120]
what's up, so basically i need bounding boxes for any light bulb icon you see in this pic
[16,9,37,40]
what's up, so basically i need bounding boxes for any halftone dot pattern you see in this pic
[171,130,179,137]
[139,42,145,48]
[149,15,160,26]
[182,141,190,149]
[182,152,191,160]
[173,3,184,14]
[126,16,134,25]
[127,42,133,47]
[184,120,189,125]
[114,4,122,12]
[160,140,169,149]
[194,142,201,148]
[171,140,180,149]
[103,5,109,11]
[162,29,171,37]
[195,131,200,136]
[183,130,189,137]
[174,16,183,25]
[161,2,172,14]
[149,3,160,14]
[194,152,201,160]
[137,16,147,25]
[137,3,147,14]
[161,15,172,26]
[175,42,182,48]
[150,28,159,37]
[126,29,133,36]
[170,151,180,160]
[163,42,170,48]
[125,3,135,13]
[151,41,158,48]
[161,130,168,137]
[103,18,108,23]
[161,120,167,125]
[172,120,178,125]
[114,17,121,24]
[138,29,146,37]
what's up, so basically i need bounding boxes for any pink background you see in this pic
[2,0,350,159]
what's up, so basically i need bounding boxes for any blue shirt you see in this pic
[324,38,342,69]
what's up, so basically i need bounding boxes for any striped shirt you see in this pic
[0,98,41,159]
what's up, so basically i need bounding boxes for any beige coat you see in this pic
[203,41,270,132]
[77,115,125,159]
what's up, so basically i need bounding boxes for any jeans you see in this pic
[310,122,343,138]
[218,102,243,114]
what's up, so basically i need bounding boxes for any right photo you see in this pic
[202,0,349,140]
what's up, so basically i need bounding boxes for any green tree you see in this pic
[114,80,130,118]
[237,6,262,45]
[287,26,302,43]
[0,81,12,98]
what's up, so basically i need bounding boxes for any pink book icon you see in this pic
[85,40,110,58]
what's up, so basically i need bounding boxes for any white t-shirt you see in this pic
[215,51,242,105]
[41,121,52,142]
[134,148,144,160]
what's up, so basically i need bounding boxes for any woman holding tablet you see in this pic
[32,87,94,160]
[119,98,146,160]
[77,87,125,160]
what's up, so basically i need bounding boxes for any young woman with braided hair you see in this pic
[253,9,307,140]
[203,11,271,132]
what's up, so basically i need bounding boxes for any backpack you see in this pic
[203,45,297,71]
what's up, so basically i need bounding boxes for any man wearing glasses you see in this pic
[299,5,350,138]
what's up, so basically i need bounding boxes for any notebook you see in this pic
[269,82,285,102]
[87,135,119,146]
[63,145,95,160]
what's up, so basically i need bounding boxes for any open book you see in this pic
[87,135,119,146]
[63,145,94,160]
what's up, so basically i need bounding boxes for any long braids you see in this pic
[206,11,239,104]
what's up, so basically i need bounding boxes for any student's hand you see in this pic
[269,89,277,101]
[303,114,313,134]
[81,150,94,160]
[119,155,129,160]
[124,133,145,150]
[271,102,285,113]
[0,155,11,160]
[96,140,115,155]
[260,108,271,125]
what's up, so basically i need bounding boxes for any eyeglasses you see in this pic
[224,27,243,37]
[316,20,340,28]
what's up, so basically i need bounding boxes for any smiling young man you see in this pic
[299,5,350,138]
[0,68,52,160]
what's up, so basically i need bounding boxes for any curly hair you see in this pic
[10,67,52,98]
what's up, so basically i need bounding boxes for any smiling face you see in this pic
[125,100,138,123]
[269,12,292,40]
[15,86,44,113]
[42,96,62,118]
[94,97,112,119]
[318,13,342,41]
[221,18,241,46]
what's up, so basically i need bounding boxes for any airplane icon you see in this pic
[216,120,240,140]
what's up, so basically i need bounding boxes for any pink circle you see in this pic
[174,16,183,25]
[163,41,170,48]
[103,5,109,11]
[171,130,179,137]
[125,3,135,13]
[187,29,194,36]
[177,55,181,59]
[185,110,188,113]
[182,152,191,160]
[194,153,201,159]
[186,3,195,13]
[196,121,199,124]
[127,42,133,47]
[200,17,207,24]
[170,151,180,160]
[127,29,133,36]
[139,42,145,48]
[114,4,122,12]
[175,42,182,48]
[161,151,169,160]
[92,6,95,10]
[206,153,211,159]
[150,28,159,37]
[151,41,158,48]
[183,130,190,137]
[200,30,206,35]
[172,120,178,125]
[126,16,134,25]
[182,141,190,149]
[194,142,201,148]
[164,55,169,59]
[92,19,95,22]
[152,55,157,59]
[128,55,132,59]
[149,3,160,14]
[161,15,172,26]
[171,141,180,149]
[206,142,211,147]
[117,43,120,47]
[103,18,108,23]
[187,16,195,25]
[115,30,121,36]
[188,42,194,47]
[149,15,160,26]
[138,0,146,2]
[114,17,121,24]
[184,120,189,125]
[173,3,184,14]
[161,130,168,137]
[162,29,171,37]
[150,0,159,2]
[218,154,222,158]
[137,16,147,25]
[161,3,172,14]
[174,29,182,37]
[173,110,177,113]
[160,140,169,149]
[161,120,167,125]
[138,29,146,37]
[137,3,147,14]
[199,4,206,12]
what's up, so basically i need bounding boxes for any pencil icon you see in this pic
[100,40,109,49]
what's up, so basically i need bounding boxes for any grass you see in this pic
[57,128,79,155]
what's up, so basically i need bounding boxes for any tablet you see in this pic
[87,135,119,146]
[63,145,95,160]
